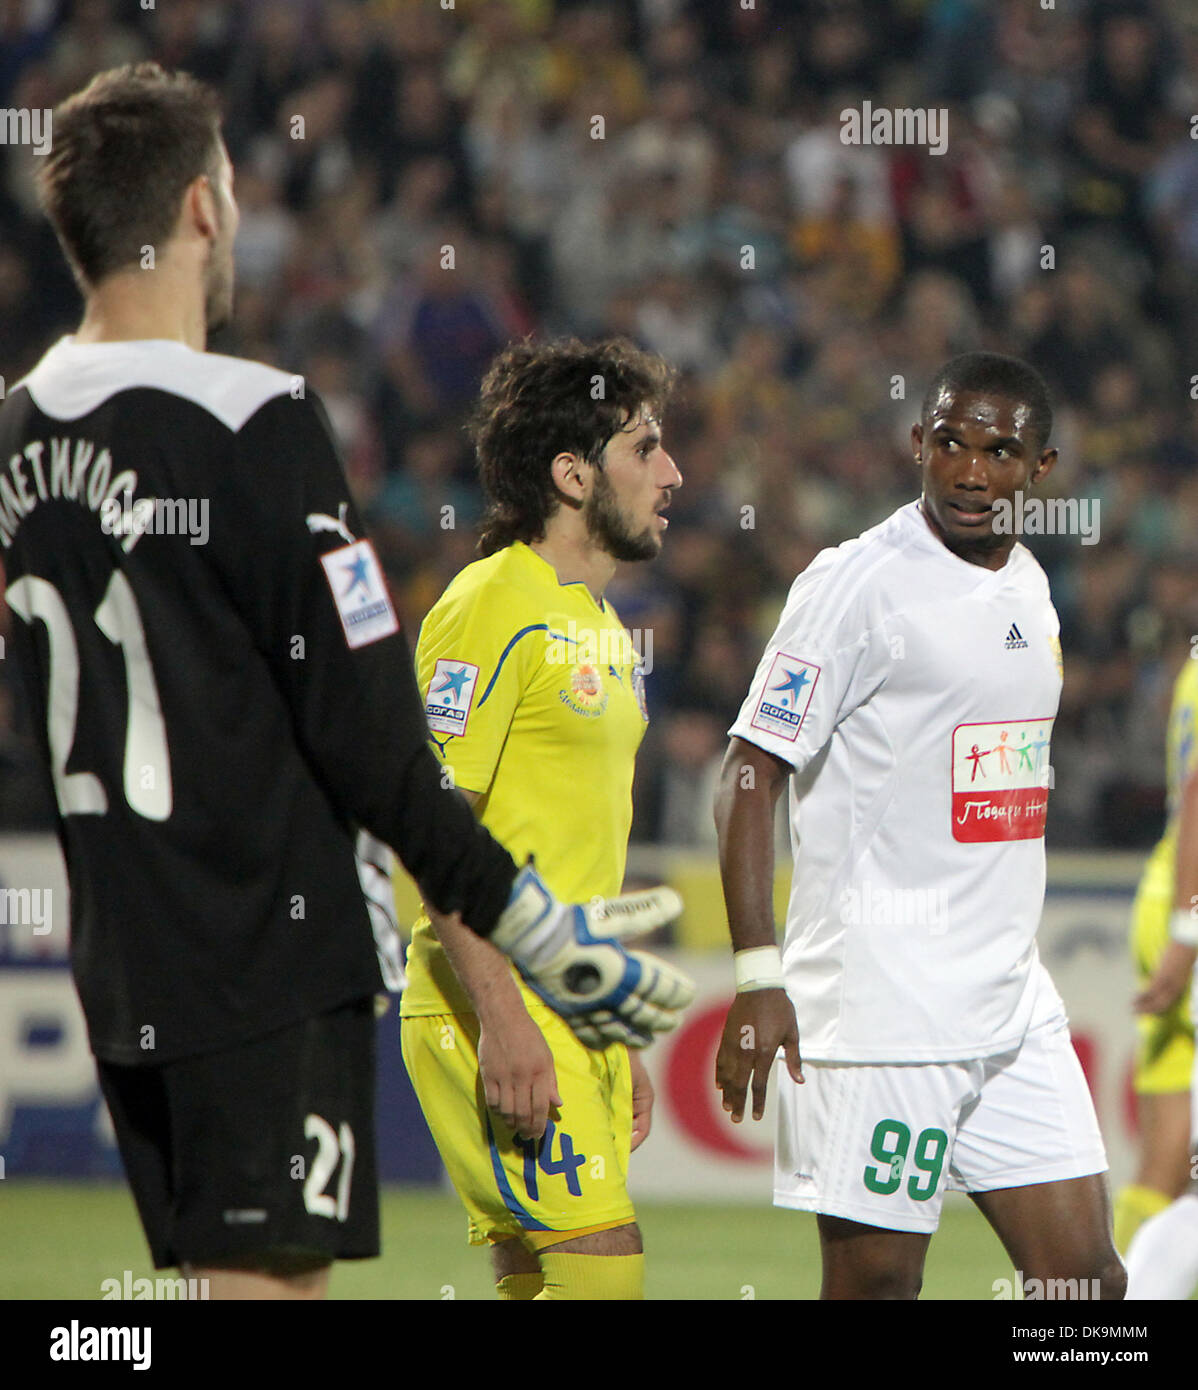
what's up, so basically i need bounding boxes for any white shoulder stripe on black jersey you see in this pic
[16,337,297,433]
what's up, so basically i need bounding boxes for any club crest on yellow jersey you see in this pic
[560,661,608,717]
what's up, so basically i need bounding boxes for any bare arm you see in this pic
[713,738,803,1122]
[715,737,790,951]
[428,789,561,1139]
[1136,766,1198,1015]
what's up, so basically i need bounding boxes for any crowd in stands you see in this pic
[2,0,1196,848]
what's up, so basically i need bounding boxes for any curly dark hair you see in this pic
[469,337,677,558]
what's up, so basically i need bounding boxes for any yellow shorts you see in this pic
[1130,862,1195,1094]
[401,1004,636,1247]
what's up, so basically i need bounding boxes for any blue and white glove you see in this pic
[489,862,695,1048]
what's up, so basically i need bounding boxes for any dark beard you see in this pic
[584,467,659,562]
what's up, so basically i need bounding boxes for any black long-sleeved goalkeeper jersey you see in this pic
[0,336,516,1063]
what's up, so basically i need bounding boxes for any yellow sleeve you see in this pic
[1166,661,1198,821]
[415,580,542,798]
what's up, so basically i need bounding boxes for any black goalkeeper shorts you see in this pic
[97,996,379,1270]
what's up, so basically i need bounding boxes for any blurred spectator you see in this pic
[232,145,299,293]
[890,107,999,305]
[223,0,325,155]
[371,426,480,540]
[374,65,472,209]
[634,705,726,847]
[446,0,549,126]
[634,269,722,375]
[47,0,147,97]
[706,324,800,448]
[146,0,234,86]
[986,172,1045,306]
[375,229,511,422]
[1064,3,1173,249]
[620,75,716,218]
[371,156,456,280]
[784,95,894,224]
[796,0,889,102]
[705,158,792,290]
[792,171,902,320]
[542,1,646,124]
[1026,249,1169,408]
[0,0,55,106]
[304,343,385,508]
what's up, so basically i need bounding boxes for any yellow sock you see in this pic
[532,1252,644,1301]
[1114,1183,1173,1254]
[496,1272,543,1300]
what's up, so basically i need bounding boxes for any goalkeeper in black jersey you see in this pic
[0,63,691,1299]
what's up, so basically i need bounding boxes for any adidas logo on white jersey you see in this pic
[1004,623,1028,650]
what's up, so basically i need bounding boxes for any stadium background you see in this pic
[0,0,1195,1298]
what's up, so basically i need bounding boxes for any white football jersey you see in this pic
[730,501,1067,1062]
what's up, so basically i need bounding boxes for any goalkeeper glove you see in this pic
[489,862,695,1048]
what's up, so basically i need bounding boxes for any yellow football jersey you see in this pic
[1166,657,1198,826]
[1129,656,1198,1089]
[400,542,649,1017]
[1136,658,1198,910]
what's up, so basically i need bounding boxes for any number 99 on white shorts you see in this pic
[774,1015,1108,1233]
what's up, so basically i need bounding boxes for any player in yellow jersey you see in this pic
[401,338,683,1300]
[1113,653,1197,1253]
[1124,651,1198,1296]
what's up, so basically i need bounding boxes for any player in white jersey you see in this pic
[714,352,1125,1299]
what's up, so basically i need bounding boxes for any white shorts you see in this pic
[775,1015,1108,1234]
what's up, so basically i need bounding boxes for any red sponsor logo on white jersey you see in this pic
[951,717,1053,842]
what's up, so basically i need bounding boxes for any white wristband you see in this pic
[734,945,784,993]
[1170,908,1198,949]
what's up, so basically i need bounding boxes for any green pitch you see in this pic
[1,1181,1016,1299]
